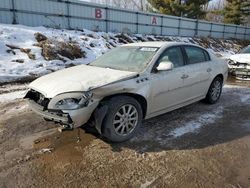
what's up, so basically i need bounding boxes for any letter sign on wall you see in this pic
[94,8,106,19]
[152,16,157,25]
[95,8,102,19]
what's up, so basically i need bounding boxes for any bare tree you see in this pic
[204,0,225,23]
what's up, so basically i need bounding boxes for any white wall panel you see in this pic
[70,18,106,31]
[15,0,67,15]
[0,11,13,23]
[198,22,211,31]
[163,17,178,27]
[197,31,210,37]
[109,10,136,23]
[138,25,161,35]
[180,29,195,37]
[212,24,224,32]
[0,0,249,39]
[1,0,12,9]
[16,13,68,28]
[162,27,178,36]
[210,32,223,38]
[108,22,136,33]
[180,19,196,29]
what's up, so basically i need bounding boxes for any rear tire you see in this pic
[205,77,223,104]
[101,96,143,142]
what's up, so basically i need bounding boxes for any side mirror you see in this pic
[156,62,174,71]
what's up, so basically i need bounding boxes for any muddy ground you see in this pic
[0,78,250,188]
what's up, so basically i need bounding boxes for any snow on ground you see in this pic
[168,106,224,138]
[0,23,247,84]
[0,24,110,83]
[0,90,26,103]
[161,84,250,139]
[128,84,250,144]
[223,84,250,104]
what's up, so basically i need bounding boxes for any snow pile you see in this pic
[0,23,249,84]
[0,24,110,83]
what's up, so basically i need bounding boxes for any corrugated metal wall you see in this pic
[0,0,250,39]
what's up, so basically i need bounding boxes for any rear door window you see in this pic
[184,46,210,64]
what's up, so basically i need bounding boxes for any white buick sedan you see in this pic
[25,42,228,142]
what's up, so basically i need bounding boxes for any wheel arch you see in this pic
[91,92,147,135]
[205,73,224,104]
[215,74,224,83]
[207,73,224,94]
[101,93,148,118]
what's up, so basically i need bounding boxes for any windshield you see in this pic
[240,46,250,54]
[90,46,158,72]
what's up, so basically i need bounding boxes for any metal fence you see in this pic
[0,0,250,39]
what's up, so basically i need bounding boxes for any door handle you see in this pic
[181,74,189,79]
[207,68,212,72]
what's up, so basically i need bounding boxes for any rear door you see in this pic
[182,45,212,100]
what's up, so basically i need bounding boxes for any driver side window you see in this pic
[158,47,184,68]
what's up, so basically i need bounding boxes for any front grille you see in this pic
[25,90,50,110]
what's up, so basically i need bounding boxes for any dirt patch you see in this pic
[5,44,20,50]
[6,45,36,60]
[11,59,24,63]
[0,76,37,86]
[20,48,36,60]
[39,40,85,61]
[34,32,86,62]
[115,33,134,43]
[34,32,47,42]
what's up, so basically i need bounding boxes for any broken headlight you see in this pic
[48,92,93,110]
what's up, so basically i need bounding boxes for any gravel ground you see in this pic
[0,79,250,188]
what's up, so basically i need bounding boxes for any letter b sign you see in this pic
[95,8,103,19]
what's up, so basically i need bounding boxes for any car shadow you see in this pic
[82,86,250,153]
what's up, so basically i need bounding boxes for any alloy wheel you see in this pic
[113,104,139,136]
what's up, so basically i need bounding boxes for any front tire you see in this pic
[101,96,143,142]
[205,77,223,104]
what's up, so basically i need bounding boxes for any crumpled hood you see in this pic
[29,64,137,98]
[230,54,250,64]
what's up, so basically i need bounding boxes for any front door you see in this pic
[149,46,187,115]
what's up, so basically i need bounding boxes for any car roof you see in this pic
[122,41,189,48]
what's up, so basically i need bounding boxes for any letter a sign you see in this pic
[152,16,157,25]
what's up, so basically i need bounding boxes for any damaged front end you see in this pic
[24,90,74,129]
[24,89,99,131]
[228,60,250,80]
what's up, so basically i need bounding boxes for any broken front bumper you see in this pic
[28,99,99,128]
[228,63,250,80]
[28,100,72,125]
